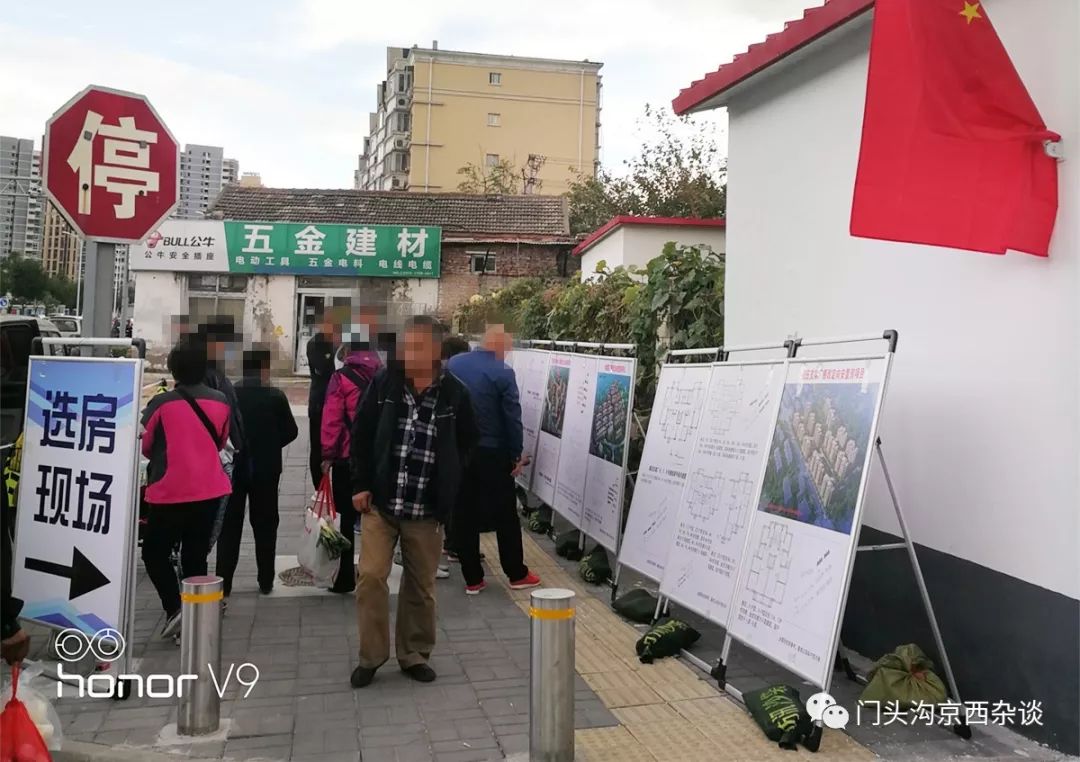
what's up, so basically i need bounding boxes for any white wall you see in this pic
[580,228,626,281]
[725,0,1079,599]
[247,275,296,371]
[132,271,189,365]
[580,226,726,282]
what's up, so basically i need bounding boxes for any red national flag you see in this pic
[851,0,1060,257]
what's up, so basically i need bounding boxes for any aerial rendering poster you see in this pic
[588,372,631,465]
[540,364,570,437]
[757,368,881,535]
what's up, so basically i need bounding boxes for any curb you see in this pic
[54,741,223,762]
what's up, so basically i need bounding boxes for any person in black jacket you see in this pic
[196,318,247,550]
[216,348,298,597]
[1,467,29,665]
[348,316,478,688]
[306,306,338,489]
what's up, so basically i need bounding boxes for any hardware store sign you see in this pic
[131,220,440,278]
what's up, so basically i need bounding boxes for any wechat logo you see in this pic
[807,692,850,729]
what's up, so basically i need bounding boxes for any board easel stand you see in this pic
[555,340,637,560]
[676,331,970,740]
[16,337,146,701]
[608,340,793,612]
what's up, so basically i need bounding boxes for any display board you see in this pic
[727,355,890,688]
[513,349,552,490]
[659,361,786,623]
[618,363,713,579]
[580,357,637,552]
[532,353,573,506]
[552,354,600,526]
[13,357,142,635]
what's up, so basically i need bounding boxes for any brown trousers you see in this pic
[355,509,444,670]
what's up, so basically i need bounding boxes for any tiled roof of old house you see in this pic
[209,186,573,242]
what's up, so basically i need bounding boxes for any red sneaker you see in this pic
[509,572,541,590]
[465,581,487,595]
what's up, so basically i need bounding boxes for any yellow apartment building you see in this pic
[40,201,81,281]
[355,45,602,195]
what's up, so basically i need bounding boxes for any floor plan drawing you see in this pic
[747,521,793,605]
[658,379,706,445]
[719,471,755,542]
[708,375,744,436]
[687,469,723,522]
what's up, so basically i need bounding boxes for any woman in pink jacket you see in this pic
[140,339,232,639]
[320,343,382,593]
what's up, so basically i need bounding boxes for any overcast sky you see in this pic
[3,0,820,189]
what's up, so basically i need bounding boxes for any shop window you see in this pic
[469,252,496,274]
[187,274,247,329]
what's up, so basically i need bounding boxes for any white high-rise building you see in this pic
[0,136,43,259]
[176,145,240,219]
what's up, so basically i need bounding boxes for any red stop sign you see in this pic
[44,85,179,243]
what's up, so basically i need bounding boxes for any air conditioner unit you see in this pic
[396,140,404,148]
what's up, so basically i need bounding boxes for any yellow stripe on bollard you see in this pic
[528,607,575,621]
[180,590,224,604]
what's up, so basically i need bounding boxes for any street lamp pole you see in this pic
[74,239,85,316]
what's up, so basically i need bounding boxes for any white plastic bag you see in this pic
[1,663,63,752]
[296,478,340,588]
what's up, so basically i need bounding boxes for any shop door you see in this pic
[294,293,326,374]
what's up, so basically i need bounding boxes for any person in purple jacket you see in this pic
[321,329,383,593]
[140,338,233,639]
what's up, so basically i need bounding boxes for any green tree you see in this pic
[566,104,727,234]
[46,274,78,308]
[0,253,49,301]
[457,159,520,194]
[0,253,79,308]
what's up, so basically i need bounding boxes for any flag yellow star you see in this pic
[959,1,983,23]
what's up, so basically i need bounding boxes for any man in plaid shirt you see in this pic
[349,316,478,687]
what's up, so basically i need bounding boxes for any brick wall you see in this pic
[436,242,570,320]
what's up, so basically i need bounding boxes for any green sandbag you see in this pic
[579,545,611,584]
[743,684,813,750]
[555,530,583,561]
[527,512,552,534]
[634,618,700,664]
[613,588,659,624]
[860,643,948,709]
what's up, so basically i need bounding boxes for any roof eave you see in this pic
[673,0,874,115]
[572,215,727,256]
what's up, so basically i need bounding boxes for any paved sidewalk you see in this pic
[29,419,621,762]
[20,410,1072,761]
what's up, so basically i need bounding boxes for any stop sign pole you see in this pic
[42,86,179,341]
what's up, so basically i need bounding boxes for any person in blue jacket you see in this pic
[447,323,540,595]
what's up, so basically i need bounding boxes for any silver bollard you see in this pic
[178,575,223,736]
[529,588,576,761]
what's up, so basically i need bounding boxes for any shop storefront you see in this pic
[130,187,575,370]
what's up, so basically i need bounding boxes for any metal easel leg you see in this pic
[875,438,970,739]
[650,595,665,626]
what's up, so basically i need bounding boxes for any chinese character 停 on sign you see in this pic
[67,113,160,219]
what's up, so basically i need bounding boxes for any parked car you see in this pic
[48,314,82,338]
[0,316,62,445]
